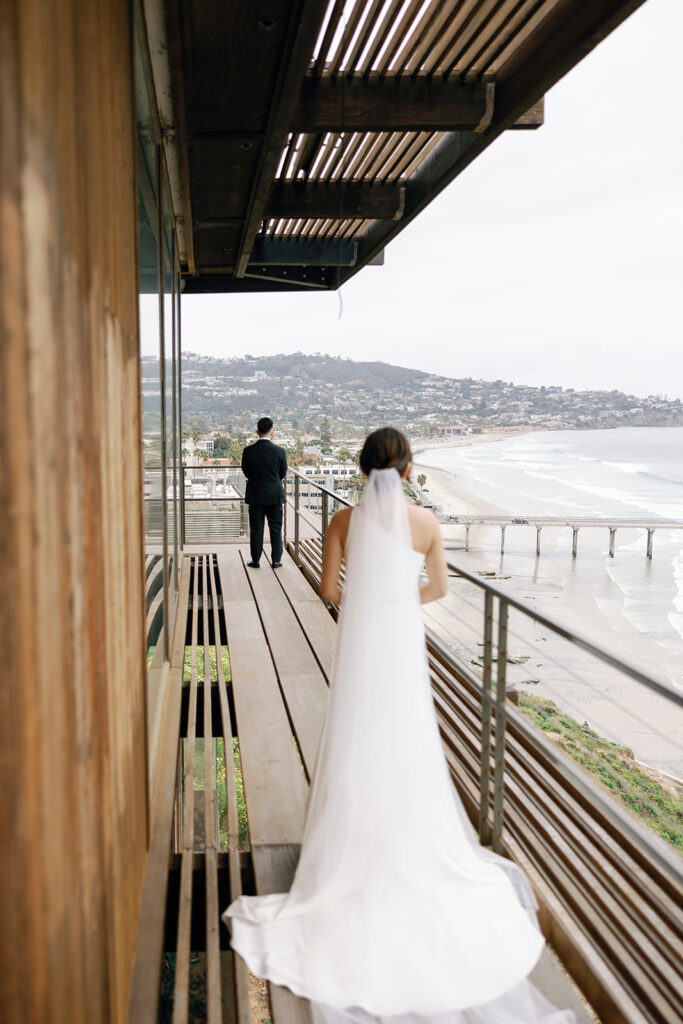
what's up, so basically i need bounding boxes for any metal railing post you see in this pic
[180,464,186,547]
[479,590,494,845]
[283,474,288,548]
[492,597,509,853]
[321,491,329,549]
[294,474,300,567]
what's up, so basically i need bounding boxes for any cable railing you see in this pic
[284,468,683,1024]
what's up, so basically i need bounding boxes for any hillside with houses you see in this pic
[154,352,683,440]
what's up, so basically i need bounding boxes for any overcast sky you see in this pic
[175,0,682,399]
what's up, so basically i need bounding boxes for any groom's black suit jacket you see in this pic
[241,439,288,505]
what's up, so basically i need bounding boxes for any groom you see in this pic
[241,417,288,568]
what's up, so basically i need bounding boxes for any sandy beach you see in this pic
[412,461,505,517]
[413,436,683,781]
[411,429,530,459]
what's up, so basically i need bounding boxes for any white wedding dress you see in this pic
[224,469,574,1023]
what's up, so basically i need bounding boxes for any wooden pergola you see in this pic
[159,0,647,293]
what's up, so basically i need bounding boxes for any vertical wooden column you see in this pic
[0,1,147,1022]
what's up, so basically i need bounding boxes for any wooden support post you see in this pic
[465,526,470,551]
[500,525,506,555]
[536,526,542,557]
[572,527,579,558]
[609,528,616,558]
[647,529,654,559]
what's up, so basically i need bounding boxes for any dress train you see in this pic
[225,469,575,1023]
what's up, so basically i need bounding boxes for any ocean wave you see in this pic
[635,469,683,489]
[601,461,648,474]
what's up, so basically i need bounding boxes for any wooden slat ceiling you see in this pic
[167,0,646,293]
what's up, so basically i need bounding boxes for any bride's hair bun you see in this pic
[360,427,412,476]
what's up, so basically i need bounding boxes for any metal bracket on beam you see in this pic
[474,82,495,133]
[181,267,334,292]
[250,237,357,266]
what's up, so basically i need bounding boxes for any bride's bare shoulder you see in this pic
[406,504,439,528]
[406,504,440,552]
[329,506,353,541]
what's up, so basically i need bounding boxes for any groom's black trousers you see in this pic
[248,502,283,565]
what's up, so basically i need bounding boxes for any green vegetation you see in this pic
[518,693,683,851]
[216,738,228,851]
[320,417,332,454]
[211,431,247,461]
[181,645,249,850]
[176,351,683,435]
[232,737,250,849]
[183,644,230,682]
[157,953,208,1023]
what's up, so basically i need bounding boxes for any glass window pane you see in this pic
[135,3,168,663]
[163,180,179,595]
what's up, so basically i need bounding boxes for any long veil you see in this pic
[225,469,574,1024]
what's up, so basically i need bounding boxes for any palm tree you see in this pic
[347,473,365,502]
[417,473,427,497]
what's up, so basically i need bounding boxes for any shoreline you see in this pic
[411,428,531,459]
[412,429,534,518]
[414,432,683,780]
[411,462,504,518]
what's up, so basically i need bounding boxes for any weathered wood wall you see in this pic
[0,1,148,1021]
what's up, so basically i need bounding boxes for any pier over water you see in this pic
[439,515,683,558]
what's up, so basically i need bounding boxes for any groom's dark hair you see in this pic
[360,427,412,476]
[257,416,274,435]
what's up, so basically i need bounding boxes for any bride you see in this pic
[224,428,574,1023]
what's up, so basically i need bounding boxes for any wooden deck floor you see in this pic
[130,545,592,1024]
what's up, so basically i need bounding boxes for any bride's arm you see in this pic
[320,512,345,604]
[419,519,448,604]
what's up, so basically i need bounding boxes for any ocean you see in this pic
[417,427,683,777]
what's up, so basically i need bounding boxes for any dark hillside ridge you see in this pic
[179,352,426,388]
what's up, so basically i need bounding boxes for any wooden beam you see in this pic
[234,1,330,278]
[266,181,404,220]
[163,0,196,274]
[511,96,545,129]
[291,75,494,133]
